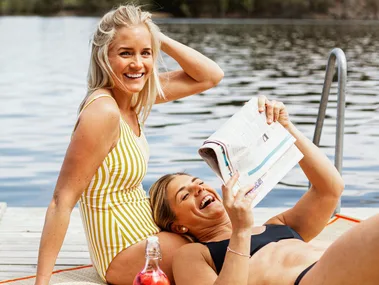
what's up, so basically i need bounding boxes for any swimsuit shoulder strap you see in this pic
[73,94,117,132]
[79,94,116,116]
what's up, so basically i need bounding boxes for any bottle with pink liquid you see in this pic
[132,236,170,285]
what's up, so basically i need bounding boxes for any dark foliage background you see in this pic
[2,0,378,19]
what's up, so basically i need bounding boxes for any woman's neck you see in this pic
[195,218,233,243]
[111,88,133,113]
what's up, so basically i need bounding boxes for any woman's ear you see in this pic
[170,223,188,234]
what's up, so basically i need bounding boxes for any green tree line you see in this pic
[0,0,374,18]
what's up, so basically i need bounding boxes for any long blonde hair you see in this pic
[149,173,185,232]
[149,172,196,242]
[81,4,164,123]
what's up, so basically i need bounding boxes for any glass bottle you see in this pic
[132,236,170,285]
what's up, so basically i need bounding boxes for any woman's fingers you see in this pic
[265,99,274,124]
[244,189,258,208]
[258,95,266,112]
[273,101,281,122]
[221,172,239,204]
[257,96,286,125]
[235,184,258,207]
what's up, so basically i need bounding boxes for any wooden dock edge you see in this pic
[0,203,6,221]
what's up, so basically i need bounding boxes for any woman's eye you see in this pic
[142,51,151,56]
[120,51,131,56]
[199,182,204,185]
[182,193,189,201]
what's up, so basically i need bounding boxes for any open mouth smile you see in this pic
[199,195,215,210]
[124,73,144,79]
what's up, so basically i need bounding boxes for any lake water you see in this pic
[1,17,378,207]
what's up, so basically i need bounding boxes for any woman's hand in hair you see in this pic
[222,172,257,233]
[258,95,291,129]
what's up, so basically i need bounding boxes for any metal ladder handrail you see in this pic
[312,48,347,214]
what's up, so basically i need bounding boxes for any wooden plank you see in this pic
[0,203,6,221]
[0,265,72,280]
[0,206,91,280]
[0,265,37,273]
[0,206,378,282]
[0,251,90,258]
[0,244,88,251]
[0,259,90,266]
[0,265,70,273]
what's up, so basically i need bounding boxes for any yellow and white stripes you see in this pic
[78,97,160,281]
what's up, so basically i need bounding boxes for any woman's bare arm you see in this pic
[35,97,119,285]
[261,97,344,241]
[272,122,344,241]
[156,33,224,104]
[174,175,256,285]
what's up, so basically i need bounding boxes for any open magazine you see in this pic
[198,97,303,208]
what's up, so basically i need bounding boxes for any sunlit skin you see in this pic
[168,173,379,285]
[34,5,225,285]
[167,176,226,232]
[108,25,154,98]
[159,97,379,285]
[166,175,268,240]
[166,174,325,284]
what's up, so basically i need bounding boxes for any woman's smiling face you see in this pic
[108,24,154,95]
[166,174,227,229]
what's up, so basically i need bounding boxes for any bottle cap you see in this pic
[147,236,159,243]
[146,235,161,259]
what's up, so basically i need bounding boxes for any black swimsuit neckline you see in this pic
[202,224,303,274]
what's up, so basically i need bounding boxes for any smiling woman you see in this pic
[108,25,154,94]
[34,4,224,285]
[149,97,379,285]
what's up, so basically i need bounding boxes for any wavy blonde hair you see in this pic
[80,4,164,123]
[149,172,196,242]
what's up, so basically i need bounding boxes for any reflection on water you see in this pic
[1,17,378,207]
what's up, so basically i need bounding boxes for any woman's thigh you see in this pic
[301,214,379,285]
[106,232,188,285]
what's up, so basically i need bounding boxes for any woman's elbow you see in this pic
[50,191,77,214]
[337,179,345,197]
[211,68,224,86]
[332,178,345,199]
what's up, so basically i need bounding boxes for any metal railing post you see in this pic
[312,48,347,215]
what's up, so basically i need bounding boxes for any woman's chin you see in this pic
[114,82,146,95]
[205,203,226,218]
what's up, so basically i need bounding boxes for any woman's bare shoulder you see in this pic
[87,88,112,99]
[173,243,218,282]
[174,242,213,264]
[81,90,119,122]
[75,90,120,139]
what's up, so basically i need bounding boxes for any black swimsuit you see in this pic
[202,224,315,285]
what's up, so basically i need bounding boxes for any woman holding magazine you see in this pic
[149,95,379,285]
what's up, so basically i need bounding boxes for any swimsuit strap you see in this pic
[73,94,117,132]
[79,94,116,116]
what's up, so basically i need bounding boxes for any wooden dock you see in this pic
[0,202,378,282]
[0,203,89,281]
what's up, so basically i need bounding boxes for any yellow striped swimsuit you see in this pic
[77,94,160,281]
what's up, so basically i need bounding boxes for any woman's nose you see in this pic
[130,55,143,69]
[190,184,203,196]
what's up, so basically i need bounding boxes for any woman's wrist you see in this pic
[158,32,170,51]
[35,274,50,285]
[284,121,295,132]
[227,246,251,258]
[231,229,251,240]
[228,230,251,258]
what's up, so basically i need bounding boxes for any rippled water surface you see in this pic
[1,17,379,207]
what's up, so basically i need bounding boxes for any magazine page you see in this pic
[198,97,303,207]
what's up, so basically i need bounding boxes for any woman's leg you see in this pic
[106,232,188,285]
[301,213,379,285]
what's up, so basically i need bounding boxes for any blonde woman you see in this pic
[149,97,379,285]
[35,4,223,285]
